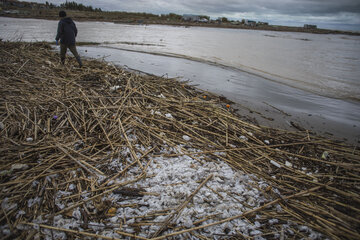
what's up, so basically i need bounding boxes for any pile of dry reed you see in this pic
[0,41,359,239]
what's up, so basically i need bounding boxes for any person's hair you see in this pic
[59,10,66,18]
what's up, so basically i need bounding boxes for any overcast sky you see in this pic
[23,0,360,30]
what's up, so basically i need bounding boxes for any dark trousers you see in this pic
[60,44,82,67]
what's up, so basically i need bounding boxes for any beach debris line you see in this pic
[0,42,360,239]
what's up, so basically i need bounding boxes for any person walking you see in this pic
[55,10,83,67]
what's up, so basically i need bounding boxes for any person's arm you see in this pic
[55,21,62,41]
[74,22,78,38]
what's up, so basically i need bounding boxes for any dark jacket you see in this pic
[55,17,77,46]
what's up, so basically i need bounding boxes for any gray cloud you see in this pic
[23,0,360,14]
[22,0,360,28]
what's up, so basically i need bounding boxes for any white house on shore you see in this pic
[182,14,209,22]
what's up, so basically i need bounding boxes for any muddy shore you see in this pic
[74,45,360,145]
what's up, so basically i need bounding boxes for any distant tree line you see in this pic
[160,13,182,20]
[44,2,56,9]
[44,1,102,12]
[59,1,102,12]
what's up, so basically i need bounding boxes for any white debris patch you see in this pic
[165,113,174,119]
[1,198,17,211]
[270,160,281,168]
[285,161,293,168]
[96,145,270,238]
[109,85,121,92]
[33,144,324,239]
[182,135,191,141]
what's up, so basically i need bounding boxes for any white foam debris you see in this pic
[214,151,226,156]
[26,137,33,142]
[285,161,293,168]
[39,214,83,240]
[269,218,279,224]
[27,197,41,208]
[95,147,270,238]
[72,207,82,220]
[182,135,191,141]
[45,173,58,182]
[239,135,248,141]
[1,198,17,211]
[11,163,29,171]
[264,140,270,144]
[250,229,262,235]
[157,93,166,98]
[32,180,39,187]
[68,184,76,191]
[270,160,281,168]
[31,143,324,239]
[1,225,11,236]
[165,113,174,119]
[16,210,26,219]
[88,222,105,231]
[109,85,120,91]
[150,109,162,116]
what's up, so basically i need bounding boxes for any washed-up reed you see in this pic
[0,42,359,239]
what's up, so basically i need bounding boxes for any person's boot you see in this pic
[76,56,83,68]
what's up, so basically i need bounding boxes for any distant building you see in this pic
[258,21,269,26]
[244,19,256,27]
[182,14,200,22]
[198,18,208,23]
[304,24,317,29]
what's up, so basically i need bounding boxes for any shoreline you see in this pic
[1,14,360,36]
[1,42,359,239]
[75,44,360,145]
[231,100,359,144]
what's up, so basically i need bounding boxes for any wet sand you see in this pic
[76,45,360,145]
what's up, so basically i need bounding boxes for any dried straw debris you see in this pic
[0,41,359,239]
